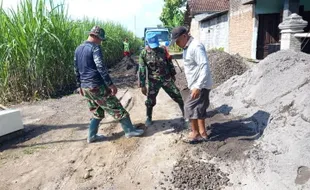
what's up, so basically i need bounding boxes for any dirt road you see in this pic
[1,53,309,190]
[0,84,187,189]
[0,87,258,190]
[0,56,247,190]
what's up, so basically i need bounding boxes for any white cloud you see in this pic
[144,11,161,20]
[64,0,164,37]
[1,0,20,9]
[65,0,155,20]
[1,0,164,37]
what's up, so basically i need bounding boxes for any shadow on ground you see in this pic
[137,117,188,138]
[207,107,270,142]
[189,105,271,161]
[0,123,91,151]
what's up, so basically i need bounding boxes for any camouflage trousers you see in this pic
[146,78,183,107]
[81,85,128,120]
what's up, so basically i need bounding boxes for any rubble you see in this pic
[110,56,138,88]
[207,50,248,88]
[174,70,188,91]
[158,158,230,190]
[111,56,137,73]
[174,50,248,90]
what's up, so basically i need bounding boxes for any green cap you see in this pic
[89,26,106,41]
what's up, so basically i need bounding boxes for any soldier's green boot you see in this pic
[145,107,153,127]
[87,118,105,143]
[119,116,144,138]
[145,117,152,127]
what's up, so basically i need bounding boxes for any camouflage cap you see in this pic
[89,26,106,41]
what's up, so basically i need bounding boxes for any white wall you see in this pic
[190,13,214,41]
[200,13,229,51]
[190,18,200,41]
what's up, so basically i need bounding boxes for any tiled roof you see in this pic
[188,0,229,15]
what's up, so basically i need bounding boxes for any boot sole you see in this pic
[125,131,144,138]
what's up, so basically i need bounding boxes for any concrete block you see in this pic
[0,109,24,137]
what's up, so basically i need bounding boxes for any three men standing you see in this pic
[75,25,212,144]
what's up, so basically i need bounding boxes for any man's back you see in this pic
[74,41,105,88]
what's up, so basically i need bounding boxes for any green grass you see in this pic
[169,44,182,52]
[22,145,46,155]
[210,47,225,52]
[0,0,142,103]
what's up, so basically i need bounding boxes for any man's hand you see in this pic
[141,87,147,96]
[75,87,84,96]
[109,84,118,96]
[191,88,200,99]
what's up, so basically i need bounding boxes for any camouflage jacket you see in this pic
[138,46,176,87]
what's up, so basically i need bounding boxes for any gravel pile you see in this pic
[157,158,230,190]
[174,50,248,90]
[174,70,188,91]
[207,50,248,88]
[110,56,138,88]
[111,56,137,74]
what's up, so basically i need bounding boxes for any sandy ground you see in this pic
[0,86,186,190]
[211,50,310,190]
[0,52,309,190]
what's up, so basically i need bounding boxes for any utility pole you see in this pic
[134,15,136,39]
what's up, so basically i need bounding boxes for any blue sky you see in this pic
[1,0,165,37]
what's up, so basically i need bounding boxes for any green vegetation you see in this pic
[210,47,225,52]
[0,0,142,103]
[22,145,46,155]
[160,0,186,28]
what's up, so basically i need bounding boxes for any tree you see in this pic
[160,0,186,28]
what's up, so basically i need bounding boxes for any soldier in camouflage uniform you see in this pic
[138,32,184,126]
[74,26,144,143]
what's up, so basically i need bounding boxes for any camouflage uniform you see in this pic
[74,41,128,121]
[74,25,144,143]
[80,86,128,120]
[138,46,183,109]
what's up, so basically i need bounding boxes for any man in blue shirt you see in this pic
[74,26,144,143]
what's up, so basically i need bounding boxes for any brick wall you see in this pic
[229,0,254,58]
